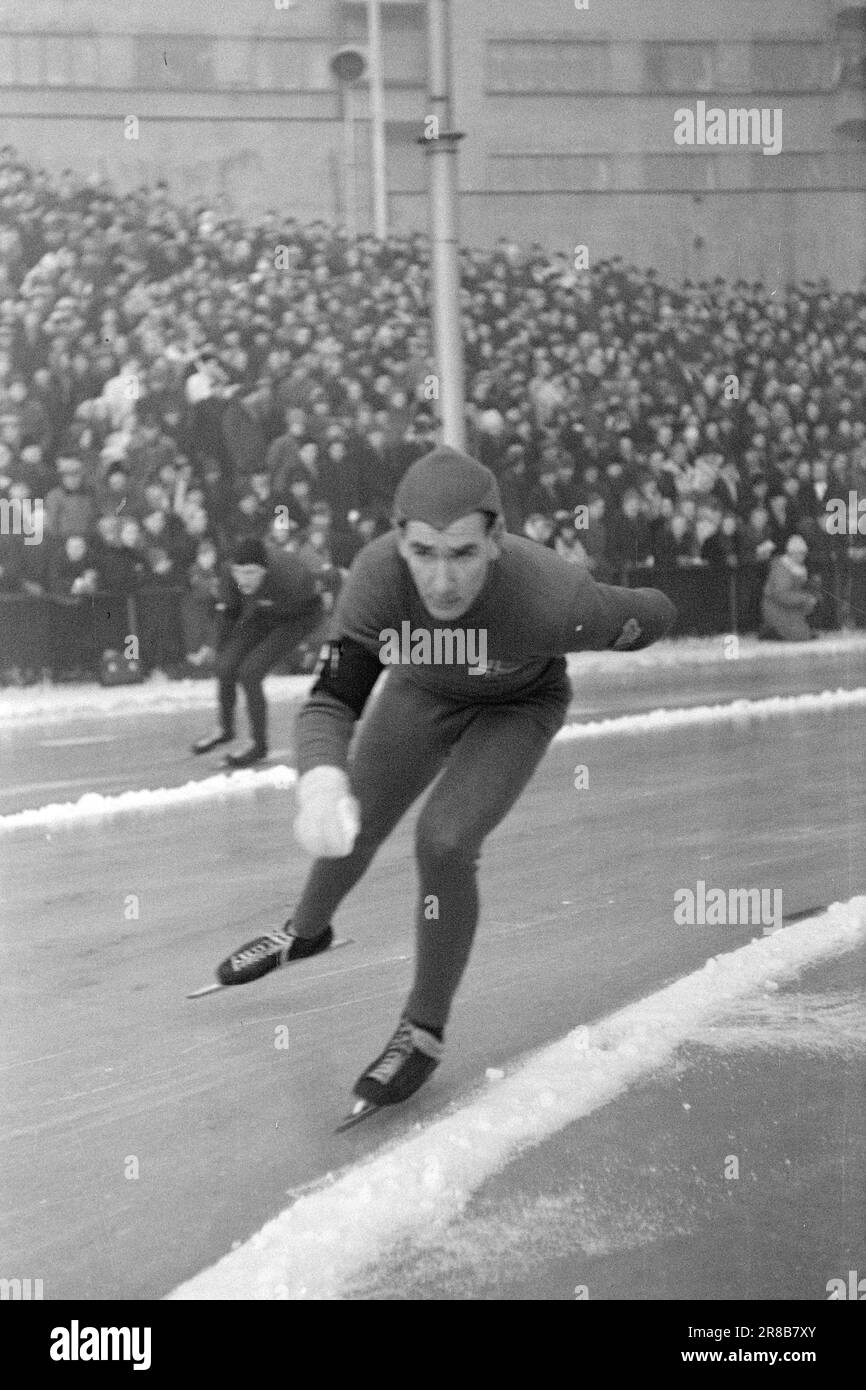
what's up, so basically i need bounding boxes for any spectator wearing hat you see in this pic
[760,534,818,641]
[191,535,323,767]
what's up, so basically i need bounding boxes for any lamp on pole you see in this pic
[330,46,367,239]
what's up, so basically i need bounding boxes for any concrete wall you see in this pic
[0,0,425,223]
[391,188,866,285]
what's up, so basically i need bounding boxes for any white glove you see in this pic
[294,766,361,858]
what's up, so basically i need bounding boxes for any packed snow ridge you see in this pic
[0,766,298,831]
[167,898,866,1300]
[2,686,864,831]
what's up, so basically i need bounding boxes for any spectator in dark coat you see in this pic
[798,458,832,520]
[605,489,654,572]
[316,435,360,524]
[47,534,100,598]
[655,511,702,569]
[499,444,533,533]
[92,514,145,593]
[222,390,267,479]
[767,493,795,551]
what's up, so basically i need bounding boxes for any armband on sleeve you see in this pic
[310,637,383,717]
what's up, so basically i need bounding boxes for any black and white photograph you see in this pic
[1,0,864,1338]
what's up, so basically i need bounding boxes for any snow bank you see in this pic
[0,765,298,831]
[4,685,863,832]
[0,673,313,727]
[167,897,866,1300]
[554,684,866,743]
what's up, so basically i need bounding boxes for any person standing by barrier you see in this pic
[760,534,818,641]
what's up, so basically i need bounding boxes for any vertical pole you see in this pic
[343,83,357,240]
[423,0,466,450]
[367,0,388,239]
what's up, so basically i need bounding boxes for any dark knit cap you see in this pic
[393,446,502,530]
[232,535,269,567]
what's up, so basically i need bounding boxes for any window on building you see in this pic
[644,43,717,93]
[134,36,215,89]
[487,40,612,94]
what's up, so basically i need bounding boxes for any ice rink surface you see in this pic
[1,637,864,1299]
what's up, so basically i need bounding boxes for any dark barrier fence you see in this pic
[0,587,186,680]
[0,585,331,680]
[2,559,866,680]
[623,557,866,637]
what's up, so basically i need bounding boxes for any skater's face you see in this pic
[398,513,502,622]
[231,563,267,595]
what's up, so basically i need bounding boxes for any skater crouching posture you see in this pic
[217,448,676,1116]
[192,535,323,767]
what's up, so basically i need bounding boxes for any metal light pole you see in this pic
[367,0,388,239]
[330,47,367,239]
[422,0,466,449]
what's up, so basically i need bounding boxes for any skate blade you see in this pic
[335,1099,380,1133]
[185,936,354,999]
[186,982,224,999]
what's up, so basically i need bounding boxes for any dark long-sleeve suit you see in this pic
[215,548,322,749]
[289,531,675,1029]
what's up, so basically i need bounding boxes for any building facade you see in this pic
[1,0,864,283]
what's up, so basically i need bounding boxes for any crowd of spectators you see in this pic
[1,145,865,679]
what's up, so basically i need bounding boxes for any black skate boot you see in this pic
[215,922,333,986]
[223,742,267,769]
[353,1014,443,1107]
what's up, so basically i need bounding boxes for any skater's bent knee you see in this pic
[415,820,476,870]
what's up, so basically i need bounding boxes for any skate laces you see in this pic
[367,1017,443,1083]
[367,1018,416,1084]
[230,931,294,970]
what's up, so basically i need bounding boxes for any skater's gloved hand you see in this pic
[294,765,361,857]
[611,617,642,650]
